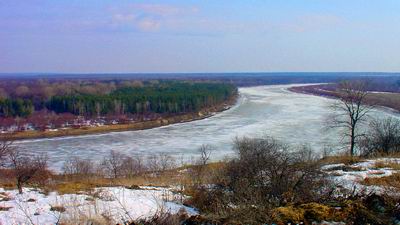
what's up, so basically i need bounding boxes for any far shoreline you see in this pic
[6,94,239,141]
[288,84,400,114]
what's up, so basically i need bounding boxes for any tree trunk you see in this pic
[350,126,356,157]
[17,180,22,194]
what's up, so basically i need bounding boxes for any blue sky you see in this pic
[1,0,400,73]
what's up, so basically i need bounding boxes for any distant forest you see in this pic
[0,79,237,120]
[0,73,399,125]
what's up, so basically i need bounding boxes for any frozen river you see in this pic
[17,84,399,170]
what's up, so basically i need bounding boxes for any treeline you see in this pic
[0,99,34,117]
[0,82,237,118]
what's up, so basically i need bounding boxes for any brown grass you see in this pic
[368,170,386,175]
[365,151,400,159]
[320,155,365,165]
[0,161,226,196]
[24,162,221,195]
[50,205,66,213]
[362,172,400,188]
[374,160,400,170]
[0,206,12,211]
[271,203,337,223]
[42,174,176,195]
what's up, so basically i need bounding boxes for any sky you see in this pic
[1,0,400,73]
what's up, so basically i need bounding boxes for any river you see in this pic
[17,84,399,170]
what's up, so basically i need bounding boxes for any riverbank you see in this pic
[289,84,400,113]
[6,95,238,140]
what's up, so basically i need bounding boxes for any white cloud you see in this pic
[112,13,136,23]
[136,18,161,31]
[109,3,198,32]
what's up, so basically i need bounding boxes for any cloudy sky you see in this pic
[1,0,399,73]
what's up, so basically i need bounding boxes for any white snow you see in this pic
[0,186,197,225]
[322,158,400,194]
[320,163,345,171]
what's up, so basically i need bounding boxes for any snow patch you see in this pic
[0,186,197,225]
[323,158,400,194]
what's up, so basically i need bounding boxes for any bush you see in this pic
[225,137,324,206]
[63,156,95,176]
[187,136,328,224]
[360,117,400,156]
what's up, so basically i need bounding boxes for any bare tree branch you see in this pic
[328,80,374,156]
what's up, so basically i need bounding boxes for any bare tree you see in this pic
[329,81,373,156]
[120,155,144,177]
[63,156,94,176]
[146,155,160,172]
[0,134,14,166]
[197,144,213,166]
[190,145,214,187]
[159,153,175,171]
[8,150,48,194]
[101,150,125,179]
[0,135,49,194]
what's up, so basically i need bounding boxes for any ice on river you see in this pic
[16,84,399,171]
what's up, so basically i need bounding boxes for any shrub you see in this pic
[63,156,95,176]
[225,136,324,206]
[187,136,328,224]
[360,117,400,156]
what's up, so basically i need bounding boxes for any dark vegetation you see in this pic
[0,79,237,132]
[46,82,235,117]
[0,80,236,118]
[3,72,399,87]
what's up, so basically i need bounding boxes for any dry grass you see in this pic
[374,160,400,170]
[43,174,177,195]
[368,170,386,175]
[0,206,12,211]
[320,155,365,165]
[60,217,110,225]
[45,181,101,195]
[0,160,226,196]
[50,205,66,213]
[365,151,400,159]
[271,203,337,223]
[362,172,400,188]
